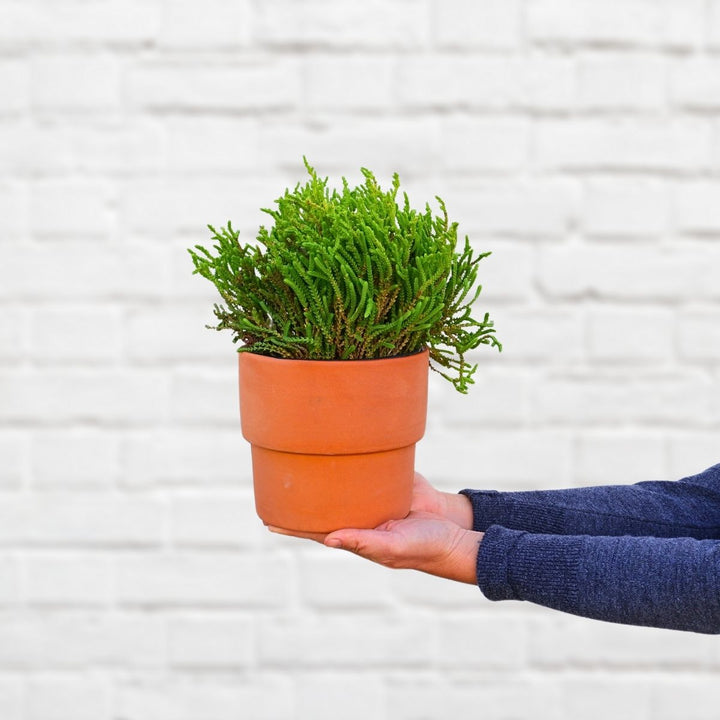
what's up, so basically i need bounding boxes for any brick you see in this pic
[71,120,166,175]
[256,0,429,49]
[29,307,122,363]
[0,370,169,423]
[298,673,385,720]
[390,567,483,608]
[0,181,28,238]
[669,434,720,480]
[483,309,584,364]
[115,676,294,720]
[442,118,529,174]
[517,55,576,112]
[429,369,530,427]
[117,552,289,607]
[387,677,563,720]
[527,0,704,49]
[397,57,520,110]
[484,308,585,365]
[0,61,28,115]
[575,432,668,486]
[442,178,578,238]
[587,308,675,363]
[0,677,22,720]
[399,56,574,112]
[535,119,713,173]
[0,612,166,669]
[27,494,164,548]
[433,0,520,49]
[166,117,259,173]
[157,0,251,48]
[418,428,574,491]
[126,59,300,111]
[678,311,720,361]
[120,176,280,238]
[0,493,162,548]
[168,614,254,668]
[0,123,74,176]
[24,553,112,607]
[559,676,650,720]
[26,674,111,720]
[170,490,265,547]
[0,556,20,604]
[299,549,394,609]
[29,178,114,238]
[0,2,48,47]
[0,308,26,362]
[260,118,441,177]
[0,432,27,488]
[122,429,251,488]
[30,429,119,489]
[537,246,720,301]
[583,178,669,238]
[529,614,717,666]
[259,615,434,667]
[415,428,573,491]
[463,242,533,303]
[577,54,665,110]
[437,613,526,668]
[0,242,169,300]
[304,56,395,111]
[0,0,160,47]
[671,58,720,110]
[650,677,720,719]
[532,375,714,427]
[127,306,231,362]
[712,0,720,48]
[169,369,239,425]
[673,182,720,236]
[31,54,121,113]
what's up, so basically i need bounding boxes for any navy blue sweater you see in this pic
[460,463,720,634]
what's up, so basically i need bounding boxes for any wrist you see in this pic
[452,529,483,584]
[443,491,474,530]
[426,528,483,585]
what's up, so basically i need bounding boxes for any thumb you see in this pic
[323,531,356,550]
[324,529,382,554]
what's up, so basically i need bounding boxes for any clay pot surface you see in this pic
[239,348,429,532]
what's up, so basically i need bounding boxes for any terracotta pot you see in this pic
[238,348,429,533]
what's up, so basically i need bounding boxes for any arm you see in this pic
[477,525,720,634]
[461,463,720,540]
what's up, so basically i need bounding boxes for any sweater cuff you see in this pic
[476,525,583,610]
[459,489,569,534]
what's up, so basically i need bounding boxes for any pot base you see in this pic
[251,444,415,533]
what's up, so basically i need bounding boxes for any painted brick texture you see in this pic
[2,0,719,718]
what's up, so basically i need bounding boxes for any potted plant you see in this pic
[188,160,501,533]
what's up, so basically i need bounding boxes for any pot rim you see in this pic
[237,346,428,363]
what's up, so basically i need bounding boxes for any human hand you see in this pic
[324,511,483,584]
[410,473,474,530]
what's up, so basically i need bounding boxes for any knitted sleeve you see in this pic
[461,463,720,633]
[460,463,720,540]
[476,526,720,634]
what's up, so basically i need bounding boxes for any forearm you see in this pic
[476,526,720,634]
[460,463,720,539]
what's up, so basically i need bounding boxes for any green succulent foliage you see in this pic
[188,159,501,393]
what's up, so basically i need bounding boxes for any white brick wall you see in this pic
[2,0,719,717]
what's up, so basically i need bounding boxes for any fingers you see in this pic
[324,528,393,559]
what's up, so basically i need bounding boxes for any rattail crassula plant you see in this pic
[188,160,501,393]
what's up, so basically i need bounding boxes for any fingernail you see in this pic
[325,538,342,548]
